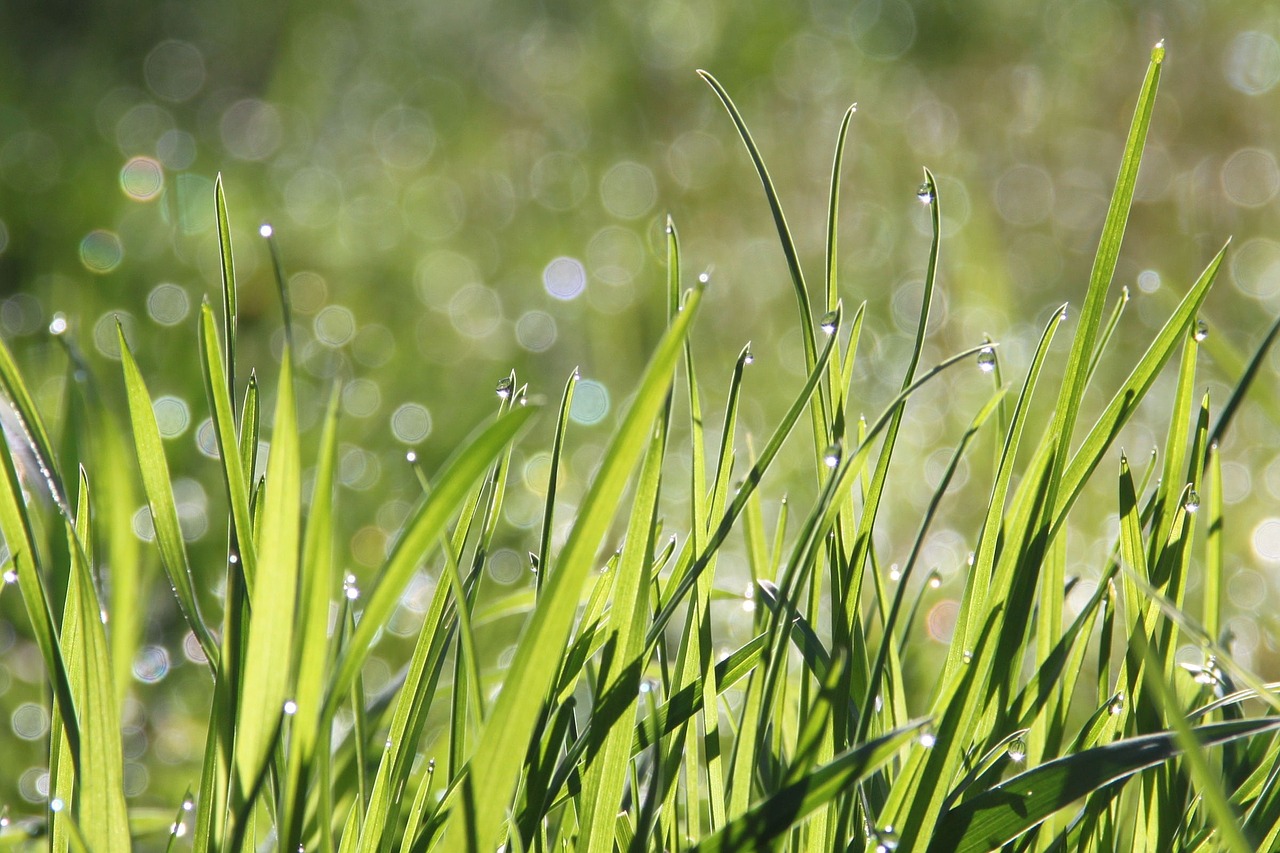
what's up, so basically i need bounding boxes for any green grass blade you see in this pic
[324,403,536,717]
[535,369,578,595]
[929,718,1280,853]
[232,352,301,813]
[445,283,703,852]
[64,471,130,851]
[691,721,928,853]
[118,328,220,667]
[214,173,238,404]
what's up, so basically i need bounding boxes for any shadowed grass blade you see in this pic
[930,718,1280,853]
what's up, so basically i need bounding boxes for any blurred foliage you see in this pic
[0,0,1278,813]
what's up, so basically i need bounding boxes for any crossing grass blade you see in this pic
[929,718,1280,853]
[444,284,703,852]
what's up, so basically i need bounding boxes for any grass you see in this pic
[1,41,1279,852]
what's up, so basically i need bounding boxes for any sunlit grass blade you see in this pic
[324,403,536,717]
[62,470,130,851]
[1208,308,1280,447]
[232,352,301,820]
[445,284,703,852]
[118,328,219,667]
[197,302,257,587]
[214,173,238,402]
[535,369,578,595]
[929,718,1280,853]
[691,720,928,853]
[279,384,339,851]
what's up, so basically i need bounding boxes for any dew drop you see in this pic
[283,699,298,715]
[962,650,973,664]
[1110,693,1125,715]
[405,450,417,463]
[918,732,936,748]
[977,348,996,373]
[743,343,754,365]
[49,313,69,336]
[928,574,942,589]
[874,825,900,851]
[1194,319,1208,342]
[1183,490,1201,513]
[427,758,436,773]
[182,795,195,811]
[698,270,711,285]
[1059,305,1069,321]
[822,443,841,468]
[916,181,934,204]
[259,223,274,238]
[3,569,16,584]
[819,310,839,335]
[495,376,514,400]
[1007,736,1027,763]
[888,564,901,582]
[343,572,360,600]
[1121,285,1130,304]
[50,798,64,813]
[229,553,239,565]
[528,552,540,572]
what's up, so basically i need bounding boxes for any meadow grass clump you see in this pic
[1,41,1280,853]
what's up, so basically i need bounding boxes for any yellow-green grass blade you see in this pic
[444,284,703,852]
[1207,308,1280,448]
[1204,444,1224,643]
[197,302,257,590]
[1053,243,1225,539]
[279,383,340,851]
[691,720,928,853]
[824,104,856,316]
[63,471,130,851]
[1085,285,1131,383]
[0,416,80,766]
[1146,331,1200,577]
[118,328,219,668]
[232,352,301,819]
[214,173,238,404]
[0,331,68,513]
[1046,43,1164,513]
[323,402,536,718]
[579,418,667,853]
[929,718,1280,853]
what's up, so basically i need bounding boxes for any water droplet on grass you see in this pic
[259,223,273,238]
[977,348,996,373]
[1007,736,1027,763]
[495,376,514,400]
[3,569,15,584]
[743,343,754,365]
[819,310,839,335]
[283,699,298,715]
[1110,693,1125,715]
[823,443,841,468]
[873,826,900,851]
[1194,319,1209,341]
[918,732,936,748]
[1184,490,1201,513]
[916,181,934,204]
[343,572,360,600]
[962,650,973,664]
[49,314,68,336]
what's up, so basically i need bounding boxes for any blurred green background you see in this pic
[1,0,1279,819]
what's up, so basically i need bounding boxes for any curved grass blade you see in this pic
[535,369,578,595]
[689,720,928,853]
[444,284,703,853]
[1208,308,1280,448]
[929,718,1280,853]
[214,174,237,404]
[323,403,537,717]
[118,329,219,667]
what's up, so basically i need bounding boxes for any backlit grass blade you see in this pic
[0,331,68,512]
[929,718,1280,853]
[197,302,257,588]
[690,720,928,853]
[324,403,537,717]
[1054,243,1226,537]
[63,471,130,851]
[232,352,301,815]
[118,328,219,667]
[279,384,339,852]
[1208,307,1280,448]
[578,415,667,852]
[214,173,238,403]
[444,284,703,852]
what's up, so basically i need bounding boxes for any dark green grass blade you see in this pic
[535,369,578,595]
[118,329,219,667]
[445,285,703,852]
[690,721,928,853]
[929,718,1280,853]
